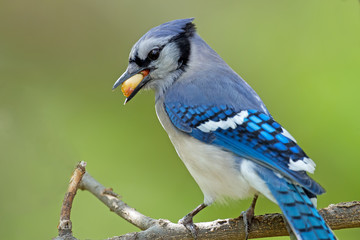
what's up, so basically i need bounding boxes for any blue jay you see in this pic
[113,18,336,240]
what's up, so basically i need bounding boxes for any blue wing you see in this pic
[256,166,335,240]
[165,102,325,195]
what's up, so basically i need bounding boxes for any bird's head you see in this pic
[113,18,196,103]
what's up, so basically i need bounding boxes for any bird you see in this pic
[112,18,336,240]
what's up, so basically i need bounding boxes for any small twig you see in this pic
[79,172,157,230]
[55,161,86,239]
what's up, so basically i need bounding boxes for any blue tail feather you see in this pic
[257,168,336,240]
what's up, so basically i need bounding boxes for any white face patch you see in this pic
[133,37,171,61]
[154,42,181,77]
[127,36,184,95]
[288,157,316,174]
[197,111,249,133]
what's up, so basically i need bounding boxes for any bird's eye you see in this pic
[147,48,160,60]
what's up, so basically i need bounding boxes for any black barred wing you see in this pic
[165,103,325,195]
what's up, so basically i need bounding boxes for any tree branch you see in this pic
[54,163,360,239]
[78,172,157,230]
[79,172,360,239]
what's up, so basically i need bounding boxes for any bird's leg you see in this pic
[241,194,258,240]
[178,203,207,239]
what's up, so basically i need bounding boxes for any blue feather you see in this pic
[256,167,336,240]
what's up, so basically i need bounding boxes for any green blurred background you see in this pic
[0,0,359,239]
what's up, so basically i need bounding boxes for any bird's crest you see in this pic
[140,18,196,41]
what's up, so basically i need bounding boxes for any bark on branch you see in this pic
[55,161,86,240]
[54,163,360,240]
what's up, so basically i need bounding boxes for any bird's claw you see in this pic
[241,206,255,240]
[179,215,198,239]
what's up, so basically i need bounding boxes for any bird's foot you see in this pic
[178,203,207,239]
[240,194,258,240]
[178,214,198,239]
[241,206,255,240]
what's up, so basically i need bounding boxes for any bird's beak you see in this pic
[112,67,150,104]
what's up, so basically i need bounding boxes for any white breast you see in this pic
[155,101,265,205]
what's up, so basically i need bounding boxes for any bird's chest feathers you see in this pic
[155,101,255,204]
